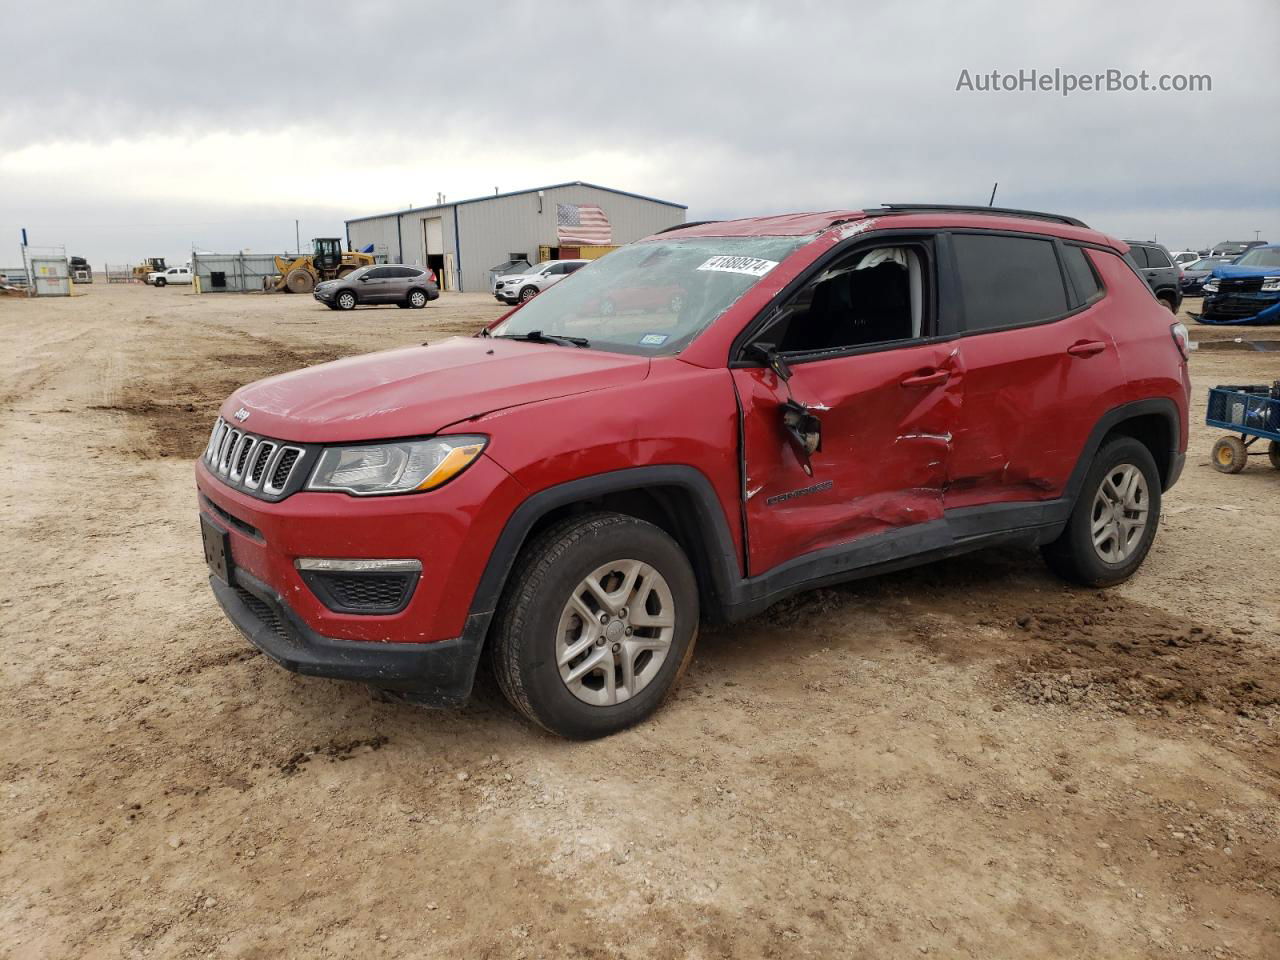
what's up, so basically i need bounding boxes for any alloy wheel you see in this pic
[1090,463,1149,563]
[555,559,675,706]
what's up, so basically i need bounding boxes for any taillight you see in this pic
[1170,322,1190,360]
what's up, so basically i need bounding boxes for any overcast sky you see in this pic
[2,0,1277,266]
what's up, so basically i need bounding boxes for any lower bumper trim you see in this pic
[208,569,489,706]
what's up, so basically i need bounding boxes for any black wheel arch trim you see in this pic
[467,465,742,625]
[1064,396,1182,496]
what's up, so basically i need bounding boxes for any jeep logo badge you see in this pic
[233,407,251,422]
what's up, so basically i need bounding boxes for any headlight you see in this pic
[1261,277,1280,292]
[1202,279,1219,293]
[306,436,487,496]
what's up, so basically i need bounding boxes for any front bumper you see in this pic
[313,288,336,302]
[1199,292,1280,324]
[196,453,525,644]
[210,567,488,704]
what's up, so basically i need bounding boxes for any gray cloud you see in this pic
[2,0,1277,263]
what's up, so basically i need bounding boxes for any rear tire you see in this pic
[1269,440,1280,470]
[1041,436,1161,587]
[1158,293,1177,313]
[1211,435,1248,473]
[490,513,699,740]
[408,289,428,309]
[286,269,315,294]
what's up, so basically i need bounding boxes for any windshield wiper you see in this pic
[495,330,590,348]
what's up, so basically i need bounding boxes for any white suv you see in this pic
[493,259,588,305]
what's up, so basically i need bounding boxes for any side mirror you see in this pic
[745,342,792,382]
[781,399,822,474]
[358,274,370,281]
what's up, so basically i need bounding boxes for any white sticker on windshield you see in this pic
[639,333,669,346]
[696,255,779,277]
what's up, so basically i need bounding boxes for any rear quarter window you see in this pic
[1061,245,1103,304]
[952,233,1069,332]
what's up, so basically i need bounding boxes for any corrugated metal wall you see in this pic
[455,184,683,292]
[346,215,409,265]
[192,253,286,292]
[346,185,685,293]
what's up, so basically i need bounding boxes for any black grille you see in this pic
[271,448,299,488]
[249,442,275,484]
[300,570,417,614]
[235,587,294,645]
[1219,278,1264,293]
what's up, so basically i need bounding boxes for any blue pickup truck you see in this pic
[1198,244,1280,325]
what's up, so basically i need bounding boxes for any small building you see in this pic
[344,181,686,293]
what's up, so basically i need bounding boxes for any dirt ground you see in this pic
[2,283,1278,959]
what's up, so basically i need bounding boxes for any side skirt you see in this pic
[719,499,1071,623]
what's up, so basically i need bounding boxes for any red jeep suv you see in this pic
[196,204,1190,739]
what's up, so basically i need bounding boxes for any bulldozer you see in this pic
[268,238,374,293]
[133,257,166,283]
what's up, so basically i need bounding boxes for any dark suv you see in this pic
[198,204,1190,739]
[1124,241,1182,312]
[314,265,439,311]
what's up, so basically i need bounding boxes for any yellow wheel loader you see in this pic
[133,257,166,283]
[268,238,375,293]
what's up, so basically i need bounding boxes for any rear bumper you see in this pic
[210,567,489,705]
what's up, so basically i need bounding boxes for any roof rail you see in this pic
[872,204,1088,228]
[655,220,722,234]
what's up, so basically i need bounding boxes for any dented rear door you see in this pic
[732,343,960,578]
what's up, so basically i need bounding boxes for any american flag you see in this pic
[556,203,612,245]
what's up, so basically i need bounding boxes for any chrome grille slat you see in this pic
[246,441,275,489]
[230,436,258,482]
[263,446,304,495]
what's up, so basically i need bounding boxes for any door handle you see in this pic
[1067,340,1107,358]
[900,369,950,388]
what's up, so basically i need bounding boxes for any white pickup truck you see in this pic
[149,265,192,287]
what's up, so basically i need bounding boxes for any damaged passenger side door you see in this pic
[730,236,961,578]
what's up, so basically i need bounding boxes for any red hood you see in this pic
[221,336,651,443]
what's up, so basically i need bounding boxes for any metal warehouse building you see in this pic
[344,181,686,293]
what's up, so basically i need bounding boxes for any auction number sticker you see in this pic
[696,255,779,277]
[639,333,669,345]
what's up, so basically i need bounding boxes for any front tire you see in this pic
[490,513,699,739]
[519,285,539,303]
[336,290,357,311]
[154,277,166,287]
[1042,436,1161,587]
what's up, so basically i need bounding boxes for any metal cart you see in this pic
[1206,384,1280,473]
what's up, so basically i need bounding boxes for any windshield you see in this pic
[1235,247,1280,268]
[489,236,808,355]
[1188,258,1225,270]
